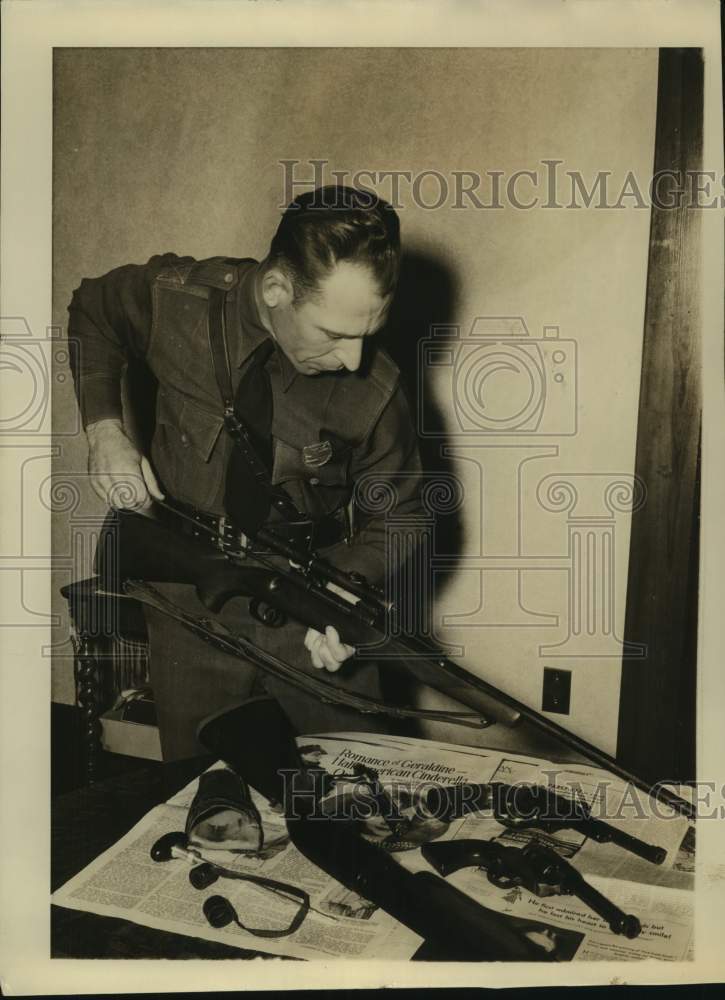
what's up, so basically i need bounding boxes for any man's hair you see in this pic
[268,185,401,303]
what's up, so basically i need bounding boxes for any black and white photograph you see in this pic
[1,0,723,993]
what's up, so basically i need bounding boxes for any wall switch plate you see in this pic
[542,667,571,714]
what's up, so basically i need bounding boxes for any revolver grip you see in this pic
[422,839,493,877]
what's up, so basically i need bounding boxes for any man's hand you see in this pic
[304,626,356,673]
[86,418,165,510]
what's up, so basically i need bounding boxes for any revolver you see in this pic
[422,837,642,939]
[415,782,666,865]
[489,784,667,866]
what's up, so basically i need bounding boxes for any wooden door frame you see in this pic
[616,48,703,783]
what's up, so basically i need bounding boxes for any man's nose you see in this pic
[338,338,363,372]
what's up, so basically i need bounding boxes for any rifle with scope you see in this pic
[95,501,695,822]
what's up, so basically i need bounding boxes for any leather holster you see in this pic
[185,767,264,853]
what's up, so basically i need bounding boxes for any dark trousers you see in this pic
[142,582,402,760]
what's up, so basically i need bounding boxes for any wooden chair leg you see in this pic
[73,632,102,785]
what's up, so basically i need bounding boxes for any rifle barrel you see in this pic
[390,631,695,820]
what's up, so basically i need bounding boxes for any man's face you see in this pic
[265,261,392,376]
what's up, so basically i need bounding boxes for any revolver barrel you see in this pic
[585,820,667,865]
[526,844,642,939]
[570,875,642,939]
[495,785,667,866]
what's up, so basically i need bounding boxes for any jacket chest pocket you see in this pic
[272,436,352,517]
[151,386,226,510]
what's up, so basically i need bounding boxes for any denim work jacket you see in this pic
[68,253,423,582]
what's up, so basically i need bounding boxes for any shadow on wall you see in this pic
[383,247,464,586]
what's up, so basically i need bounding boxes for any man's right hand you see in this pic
[86,418,165,510]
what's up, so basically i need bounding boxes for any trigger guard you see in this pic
[249,597,286,628]
[487,868,518,890]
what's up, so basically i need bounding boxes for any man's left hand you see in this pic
[304,626,356,672]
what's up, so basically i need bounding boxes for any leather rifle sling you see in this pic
[207,285,302,530]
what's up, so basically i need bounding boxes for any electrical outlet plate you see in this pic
[542,667,571,715]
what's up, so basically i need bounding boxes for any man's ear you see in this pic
[261,267,294,310]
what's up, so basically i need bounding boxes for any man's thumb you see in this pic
[140,455,165,501]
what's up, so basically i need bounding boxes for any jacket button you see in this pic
[224,272,234,283]
[180,433,189,445]
[310,477,320,485]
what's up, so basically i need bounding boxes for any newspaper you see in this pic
[52,762,422,961]
[52,732,694,961]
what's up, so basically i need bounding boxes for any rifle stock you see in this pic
[95,510,259,612]
[96,509,517,725]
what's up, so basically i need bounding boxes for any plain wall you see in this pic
[52,47,658,753]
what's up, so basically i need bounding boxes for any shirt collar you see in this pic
[237,261,299,392]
